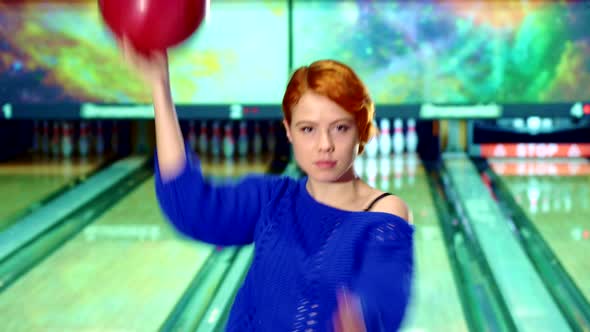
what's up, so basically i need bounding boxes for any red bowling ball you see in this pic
[98,0,207,53]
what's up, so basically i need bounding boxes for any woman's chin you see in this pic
[306,169,354,183]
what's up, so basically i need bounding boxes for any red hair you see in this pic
[282,59,377,154]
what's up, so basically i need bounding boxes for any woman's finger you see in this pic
[334,290,366,332]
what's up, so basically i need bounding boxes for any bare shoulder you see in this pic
[370,193,413,224]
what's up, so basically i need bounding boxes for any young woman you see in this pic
[120,39,414,332]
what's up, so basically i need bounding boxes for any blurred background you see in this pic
[0,0,589,331]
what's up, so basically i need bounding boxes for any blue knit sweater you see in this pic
[155,150,414,331]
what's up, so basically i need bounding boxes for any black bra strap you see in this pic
[363,193,392,212]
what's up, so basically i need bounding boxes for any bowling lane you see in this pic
[359,155,469,331]
[0,157,271,332]
[200,155,272,177]
[491,158,590,302]
[0,156,107,230]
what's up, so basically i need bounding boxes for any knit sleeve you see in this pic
[354,219,414,331]
[154,147,280,246]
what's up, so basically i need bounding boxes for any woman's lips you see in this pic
[314,160,337,169]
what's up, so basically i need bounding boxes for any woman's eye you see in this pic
[336,125,350,132]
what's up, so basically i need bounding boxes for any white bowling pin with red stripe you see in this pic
[393,118,405,155]
[51,122,60,158]
[79,121,90,158]
[198,121,208,155]
[61,121,73,159]
[238,121,248,158]
[378,118,392,157]
[223,122,235,159]
[365,120,379,158]
[211,121,221,158]
[406,118,418,154]
[253,122,263,157]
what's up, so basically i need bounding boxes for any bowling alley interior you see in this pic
[1,1,590,331]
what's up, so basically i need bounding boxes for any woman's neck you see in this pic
[306,170,367,210]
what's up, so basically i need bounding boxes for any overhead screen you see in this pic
[0,1,288,104]
[1,1,589,106]
[293,1,590,104]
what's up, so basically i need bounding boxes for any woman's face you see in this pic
[284,91,360,182]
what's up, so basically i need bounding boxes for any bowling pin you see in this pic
[211,121,221,159]
[51,121,60,158]
[79,121,90,158]
[96,121,105,156]
[238,121,248,158]
[406,118,418,154]
[253,122,263,157]
[187,120,197,152]
[378,118,392,157]
[541,118,553,132]
[365,120,379,159]
[41,120,50,156]
[223,122,235,159]
[365,137,378,159]
[393,118,405,155]
[198,121,208,156]
[526,116,541,134]
[61,121,73,159]
[513,118,525,130]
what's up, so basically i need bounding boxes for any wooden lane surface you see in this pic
[0,156,271,331]
[501,164,590,303]
[0,156,106,228]
[359,155,469,331]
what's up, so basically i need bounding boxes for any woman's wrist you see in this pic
[151,77,171,99]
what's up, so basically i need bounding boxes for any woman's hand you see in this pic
[333,289,367,332]
[117,37,183,178]
[118,37,170,92]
